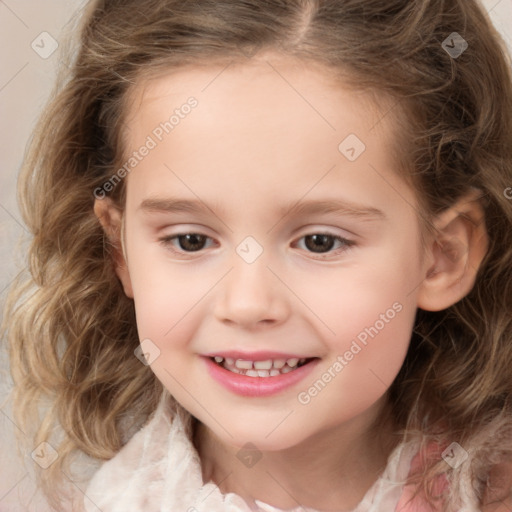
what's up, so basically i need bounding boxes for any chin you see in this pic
[206,418,312,452]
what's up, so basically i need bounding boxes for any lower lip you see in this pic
[203,356,319,397]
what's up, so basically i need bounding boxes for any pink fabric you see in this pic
[396,441,449,512]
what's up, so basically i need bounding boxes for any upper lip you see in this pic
[203,351,317,361]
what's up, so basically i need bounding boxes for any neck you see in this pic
[193,397,398,511]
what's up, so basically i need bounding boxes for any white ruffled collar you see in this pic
[84,392,422,512]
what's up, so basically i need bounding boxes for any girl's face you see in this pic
[115,54,431,450]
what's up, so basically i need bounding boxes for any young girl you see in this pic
[3,0,512,511]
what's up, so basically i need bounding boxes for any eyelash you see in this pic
[158,232,356,260]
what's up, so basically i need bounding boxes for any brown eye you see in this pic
[304,234,336,253]
[175,234,208,251]
[159,233,214,253]
[295,233,356,259]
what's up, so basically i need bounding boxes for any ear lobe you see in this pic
[417,189,488,312]
[93,197,134,299]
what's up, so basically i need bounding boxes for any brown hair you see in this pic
[2,0,512,510]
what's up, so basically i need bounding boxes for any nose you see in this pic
[213,252,290,329]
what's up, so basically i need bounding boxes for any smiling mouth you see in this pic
[209,356,316,377]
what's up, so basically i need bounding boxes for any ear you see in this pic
[417,188,488,312]
[93,197,134,298]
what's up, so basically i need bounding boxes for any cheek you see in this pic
[297,296,416,427]
[313,282,414,390]
[124,240,204,343]
[341,299,415,388]
[295,240,421,385]
[131,275,208,347]
[297,250,420,345]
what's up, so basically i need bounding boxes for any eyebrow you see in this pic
[138,197,386,222]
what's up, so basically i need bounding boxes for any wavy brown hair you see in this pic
[2,0,512,510]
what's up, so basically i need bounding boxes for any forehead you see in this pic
[122,52,397,149]
[118,53,412,221]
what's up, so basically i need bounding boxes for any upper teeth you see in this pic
[213,356,305,370]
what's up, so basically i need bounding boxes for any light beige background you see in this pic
[1,0,511,510]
